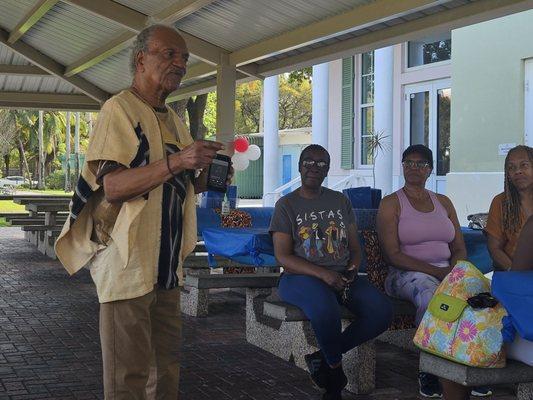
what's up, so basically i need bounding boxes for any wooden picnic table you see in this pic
[13,197,71,206]
[24,202,69,225]
[0,194,70,201]
[3,196,71,260]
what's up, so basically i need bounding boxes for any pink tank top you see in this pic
[396,189,455,267]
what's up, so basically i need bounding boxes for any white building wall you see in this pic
[327,44,451,194]
[449,10,533,224]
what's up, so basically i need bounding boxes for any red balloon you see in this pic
[234,137,249,153]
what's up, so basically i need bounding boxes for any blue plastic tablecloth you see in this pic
[202,227,277,267]
[201,226,492,272]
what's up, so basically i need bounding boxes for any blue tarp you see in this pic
[342,187,382,209]
[462,227,492,274]
[492,271,533,342]
[197,207,492,273]
[202,227,277,267]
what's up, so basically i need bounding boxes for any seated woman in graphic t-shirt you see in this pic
[270,145,392,400]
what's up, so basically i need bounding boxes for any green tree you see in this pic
[202,73,312,137]
[278,75,312,130]
[0,110,17,177]
[0,110,93,188]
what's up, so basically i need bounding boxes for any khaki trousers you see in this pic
[99,287,181,400]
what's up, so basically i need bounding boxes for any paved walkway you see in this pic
[0,228,516,399]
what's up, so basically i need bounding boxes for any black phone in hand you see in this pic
[207,154,231,192]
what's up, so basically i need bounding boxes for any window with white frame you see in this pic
[407,35,451,68]
[359,51,374,166]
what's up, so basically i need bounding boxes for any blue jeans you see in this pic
[278,273,393,366]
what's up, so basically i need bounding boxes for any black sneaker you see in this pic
[322,366,347,400]
[471,386,492,397]
[304,350,328,389]
[322,392,342,400]
[418,372,442,398]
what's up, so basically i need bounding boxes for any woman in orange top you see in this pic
[485,145,533,270]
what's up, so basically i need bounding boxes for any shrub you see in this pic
[45,170,78,190]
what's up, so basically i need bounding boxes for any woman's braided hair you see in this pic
[503,145,533,234]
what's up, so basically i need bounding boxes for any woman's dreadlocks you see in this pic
[503,145,533,234]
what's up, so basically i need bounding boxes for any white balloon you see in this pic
[232,152,250,171]
[246,144,261,161]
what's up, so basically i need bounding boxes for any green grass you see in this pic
[0,200,25,227]
[22,188,73,196]
[0,200,25,213]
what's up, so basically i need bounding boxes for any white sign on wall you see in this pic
[498,143,516,156]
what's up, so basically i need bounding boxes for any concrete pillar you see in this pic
[259,87,265,134]
[64,111,71,192]
[312,63,329,148]
[216,55,236,152]
[373,46,394,195]
[88,113,93,138]
[74,112,80,179]
[263,75,279,206]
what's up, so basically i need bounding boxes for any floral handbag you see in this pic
[413,261,507,368]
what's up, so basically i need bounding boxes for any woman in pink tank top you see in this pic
[377,145,468,398]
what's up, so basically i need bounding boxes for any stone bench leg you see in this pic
[245,288,375,394]
[180,269,210,317]
[36,231,47,254]
[377,328,417,352]
[518,382,533,400]
[45,236,57,260]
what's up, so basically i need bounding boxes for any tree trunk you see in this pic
[187,94,208,140]
[167,99,189,121]
[17,146,23,176]
[45,151,54,177]
[74,112,80,185]
[38,110,45,189]
[65,111,71,192]
[3,154,9,177]
[18,138,33,189]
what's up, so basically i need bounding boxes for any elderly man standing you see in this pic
[55,25,226,399]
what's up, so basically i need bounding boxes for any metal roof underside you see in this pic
[0,0,531,109]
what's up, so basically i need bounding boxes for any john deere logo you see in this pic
[440,303,449,311]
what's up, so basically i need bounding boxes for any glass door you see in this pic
[403,79,451,194]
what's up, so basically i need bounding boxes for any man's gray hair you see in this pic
[130,24,176,74]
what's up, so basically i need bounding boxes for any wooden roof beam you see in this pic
[63,0,234,77]
[0,64,49,76]
[0,92,100,111]
[8,0,59,44]
[0,28,110,103]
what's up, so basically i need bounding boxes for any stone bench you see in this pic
[4,211,67,259]
[180,270,279,317]
[180,240,262,317]
[419,352,533,399]
[8,216,67,226]
[0,212,30,219]
[245,276,417,395]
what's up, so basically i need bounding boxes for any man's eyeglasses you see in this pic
[302,160,329,169]
[402,160,430,169]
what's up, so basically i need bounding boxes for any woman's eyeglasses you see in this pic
[302,160,329,169]
[402,160,430,169]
